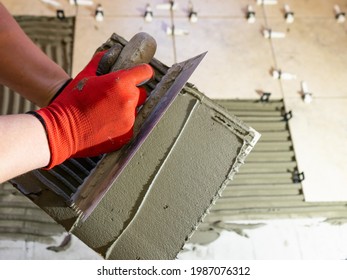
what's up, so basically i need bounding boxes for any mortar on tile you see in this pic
[11,32,260,259]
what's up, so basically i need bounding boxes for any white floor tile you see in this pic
[262,0,347,19]
[72,16,174,76]
[174,18,282,99]
[285,97,347,202]
[269,18,347,99]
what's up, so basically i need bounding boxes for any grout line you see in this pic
[284,96,347,100]
[261,6,303,192]
[261,4,285,100]
[169,4,177,64]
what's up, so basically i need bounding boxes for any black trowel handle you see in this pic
[111,32,157,72]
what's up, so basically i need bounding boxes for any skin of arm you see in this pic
[0,3,70,107]
[0,4,153,183]
[0,4,68,182]
[0,114,50,183]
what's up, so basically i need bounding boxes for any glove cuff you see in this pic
[26,111,47,131]
[26,109,70,169]
[49,78,72,104]
[26,78,73,169]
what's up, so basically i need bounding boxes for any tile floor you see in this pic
[1,0,347,259]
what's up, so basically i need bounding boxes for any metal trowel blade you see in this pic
[70,52,207,221]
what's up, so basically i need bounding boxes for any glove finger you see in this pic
[73,128,133,158]
[137,87,148,107]
[77,50,108,77]
[117,64,154,87]
[96,43,123,76]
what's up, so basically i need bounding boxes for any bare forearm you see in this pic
[0,114,50,183]
[0,3,70,107]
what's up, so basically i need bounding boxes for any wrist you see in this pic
[49,78,73,103]
[29,104,91,169]
[40,76,72,107]
[0,114,50,181]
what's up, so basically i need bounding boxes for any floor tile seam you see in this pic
[74,15,268,20]
[283,96,347,100]
[264,16,345,20]
[72,14,347,32]
[281,97,307,193]
[261,4,285,101]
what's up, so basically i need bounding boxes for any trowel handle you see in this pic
[111,32,157,72]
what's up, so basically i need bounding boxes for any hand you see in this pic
[30,51,153,169]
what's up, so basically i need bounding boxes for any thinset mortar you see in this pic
[69,86,259,259]
[12,34,260,260]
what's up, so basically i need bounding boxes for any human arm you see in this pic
[0,4,153,183]
[0,51,153,183]
[0,114,50,183]
[0,3,70,107]
[0,3,65,183]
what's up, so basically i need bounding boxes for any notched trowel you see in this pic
[11,32,260,259]
[71,37,207,221]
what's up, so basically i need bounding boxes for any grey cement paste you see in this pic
[70,85,260,259]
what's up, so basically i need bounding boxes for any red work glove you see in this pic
[29,51,153,169]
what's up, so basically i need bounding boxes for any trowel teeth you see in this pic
[70,203,84,217]
[78,209,85,217]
